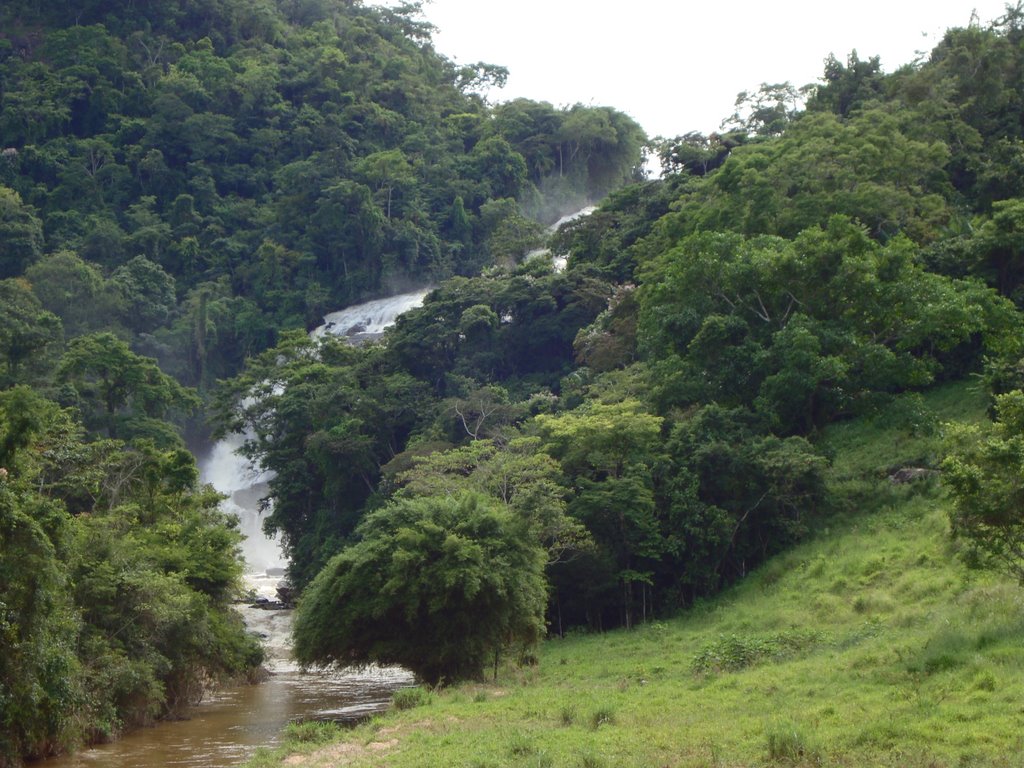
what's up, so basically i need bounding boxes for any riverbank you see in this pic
[245,382,1024,767]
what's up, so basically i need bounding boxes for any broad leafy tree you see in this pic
[293,493,547,685]
[943,390,1024,583]
[58,332,198,441]
[0,187,44,279]
[0,279,63,388]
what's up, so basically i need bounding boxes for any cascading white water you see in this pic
[311,289,433,342]
[201,431,283,579]
[526,204,598,270]
[551,205,598,230]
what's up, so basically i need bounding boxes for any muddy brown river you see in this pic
[42,577,413,768]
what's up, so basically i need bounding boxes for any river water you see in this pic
[42,291,430,768]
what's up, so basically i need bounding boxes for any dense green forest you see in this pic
[5,0,1024,764]
[0,0,643,391]
[279,9,1024,681]
[0,0,643,763]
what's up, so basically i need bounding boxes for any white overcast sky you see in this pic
[374,1,1012,139]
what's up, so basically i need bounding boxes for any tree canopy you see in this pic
[293,493,547,685]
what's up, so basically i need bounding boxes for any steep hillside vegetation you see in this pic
[225,12,1024,676]
[0,0,644,389]
[247,383,1024,768]
[0,1,645,764]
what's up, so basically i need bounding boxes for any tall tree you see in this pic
[0,279,63,388]
[0,187,44,279]
[293,493,547,685]
[943,389,1024,583]
[58,333,198,441]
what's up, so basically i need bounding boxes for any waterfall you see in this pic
[200,431,282,579]
[196,288,432,704]
[199,288,432,585]
[311,288,433,342]
[526,204,598,270]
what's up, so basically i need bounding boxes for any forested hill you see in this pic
[0,0,644,389]
[7,3,1024,766]
[240,8,1024,692]
[0,2,647,764]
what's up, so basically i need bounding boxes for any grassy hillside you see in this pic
[247,381,1024,768]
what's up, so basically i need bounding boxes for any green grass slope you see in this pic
[249,381,1024,768]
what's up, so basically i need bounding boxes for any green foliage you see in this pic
[25,251,121,339]
[388,269,612,391]
[0,279,63,388]
[392,685,432,710]
[662,405,829,595]
[806,51,885,118]
[390,435,588,565]
[0,187,43,279]
[293,493,547,685]
[0,485,82,764]
[638,217,1019,430]
[58,332,199,441]
[0,384,259,763]
[588,706,616,730]
[943,390,1024,582]
[537,399,664,627]
[489,99,645,208]
[280,720,343,746]
[659,109,952,243]
[722,82,807,139]
[691,630,823,675]
[110,256,177,334]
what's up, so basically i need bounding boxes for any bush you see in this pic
[392,686,431,710]
[589,706,616,730]
[294,493,548,685]
[765,720,821,764]
[282,721,342,745]
[691,630,823,675]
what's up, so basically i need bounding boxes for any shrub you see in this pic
[392,686,431,711]
[691,630,823,674]
[282,721,342,745]
[589,706,616,730]
[765,720,821,764]
[293,494,548,685]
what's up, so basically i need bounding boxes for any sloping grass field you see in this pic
[248,382,1024,767]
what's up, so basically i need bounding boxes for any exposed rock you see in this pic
[889,467,939,484]
[276,580,296,607]
[250,599,288,610]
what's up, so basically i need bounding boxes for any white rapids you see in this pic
[526,204,598,270]
[311,288,432,342]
